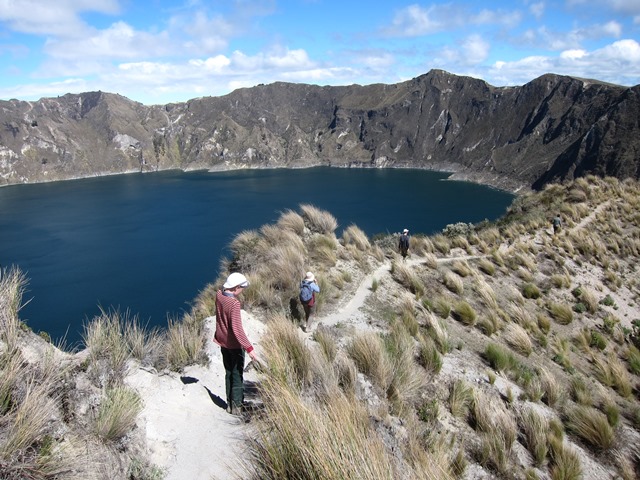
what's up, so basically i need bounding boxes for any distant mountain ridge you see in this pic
[1,69,638,191]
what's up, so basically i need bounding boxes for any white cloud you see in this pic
[385,4,443,36]
[461,35,491,65]
[529,2,545,19]
[488,39,640,86]
[0,0,119,36]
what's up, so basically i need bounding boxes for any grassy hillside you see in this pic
[1,175,639,479]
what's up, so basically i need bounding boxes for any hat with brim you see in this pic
[223,272,249,289]
[304,271,315,282]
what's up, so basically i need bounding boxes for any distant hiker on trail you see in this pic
[299,271,320,332]
[552,214,562,234]
[399,228,410,260]
[214,272,258,417]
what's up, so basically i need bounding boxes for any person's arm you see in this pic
[311,282,320,293]
[229,301,255,357]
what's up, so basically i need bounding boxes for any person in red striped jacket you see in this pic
[214,272,258,415]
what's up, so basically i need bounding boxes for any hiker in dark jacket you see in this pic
[399,228,410,260]
[299,271,320,332]
[552,214,562,234]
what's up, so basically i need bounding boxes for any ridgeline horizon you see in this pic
[1,69,639,192]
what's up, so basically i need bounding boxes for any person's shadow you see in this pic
[180,375,228,410]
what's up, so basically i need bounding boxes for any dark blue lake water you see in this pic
[0,168,514,347]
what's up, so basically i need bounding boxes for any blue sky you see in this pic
[1,0,639,105]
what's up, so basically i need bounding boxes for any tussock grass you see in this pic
[410,235,435,256]
[384,322,428,411]
[483,343,517,373]
[250,382,398,480]
[472,390,517,474]
[423,252,439,269]
[477,258,496,276]
[164,314,206,371]
[503,323,533,356]
[93,386,143,442]
[548,434,582,480]
[0,266,28,352]
[432,234,451,254]
[564,405,615,451]
[477,311,502,336]
[263,314,312,388]
[417,334,442,374]
[423,312,451,354]
[539,367,564,407]
[548,302,574,325]
[552,337,573,371]
[518,406,549,466]
[522,283,541,299]
[299,203,338,234]
[451,260,472,277]
[313,328,337,363]
[276,208,305,234]
[443,270,464,294]
[474,277,498,310]
[310,235,338,268]
[448,380,473,418]
[83,308,133,385]
[342,224,371,251]
[0,376,57,462]
[391,260,424,295]
[550,273,571,289]
[593,353,633,397]
[569,375,593,406]
[346,332,392,392]
[451,300,477,326]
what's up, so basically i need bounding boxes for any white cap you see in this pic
[305,271,315,281]
[403,228,409,233]
[223,272,249,289]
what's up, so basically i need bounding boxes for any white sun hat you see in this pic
[223,272,249,289]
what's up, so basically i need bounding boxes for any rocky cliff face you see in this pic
[1,70,638,191]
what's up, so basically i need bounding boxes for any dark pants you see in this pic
[221,347,245,410]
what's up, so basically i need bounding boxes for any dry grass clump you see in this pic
[443,270,464,294]
[423,252,439,269]
[451,300,477,326]
[276,208,305,234]
[451,260,472,277]
[308,234,338,268]
[503,324,533,356]
[391,260,424,295]
[164,313,206,371]
[423,311,451,354]
[592,352,633,397]
[477,258,496,276]
[564,404,615,451]
[299,203,338,234]
[417,334,442,374]
[263,315,312,388]
[342,224,371,251]
[471,390,517,475]
[410,235,435,256]
[448,380,474,418]
[518,406,549,466]
[0,266,28,352]
[93,386,143,442]
[83,308,134,386]
[346,332,392,393]
[431,234,451,254]
[473,277,498,310]
[548,302,574,325]
[313,327,337,363]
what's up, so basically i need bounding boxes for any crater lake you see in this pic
[0,167,514,347]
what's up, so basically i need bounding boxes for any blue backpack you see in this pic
[300,281,313,302]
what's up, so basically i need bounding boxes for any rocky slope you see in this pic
[1,70,638,191]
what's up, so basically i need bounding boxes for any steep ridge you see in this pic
[0,70,638,190]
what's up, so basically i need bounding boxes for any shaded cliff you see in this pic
[1,70,638,191]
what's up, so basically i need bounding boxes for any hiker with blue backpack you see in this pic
[299,271,320,332]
